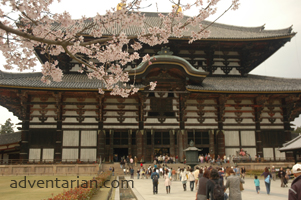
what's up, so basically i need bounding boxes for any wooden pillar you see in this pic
[216,130,225,157]
[109,130,114,162]
[98,130,105,161]
[283,97,294,160]
[128,130,132,157]
[209,130,215,158]
[254,95,266,157]
[136,130,143,161]
[19,91,30,161]
[178,130,185,162]
[170,130,175,157]
[54,92,62,161]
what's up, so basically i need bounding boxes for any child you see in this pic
[254,175,260,194]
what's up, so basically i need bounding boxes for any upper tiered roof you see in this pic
[52,12,295,40]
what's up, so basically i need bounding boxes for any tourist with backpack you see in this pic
[261,167,272,195]
[151,168,160,194]
[225,168,244,200]
[206,169,225,200]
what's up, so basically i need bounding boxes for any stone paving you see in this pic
[125,176,290,200]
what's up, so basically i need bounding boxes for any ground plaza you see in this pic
[126,175,289,200]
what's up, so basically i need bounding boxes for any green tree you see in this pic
[0,118,14,135]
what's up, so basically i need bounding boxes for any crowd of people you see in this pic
[108,154,301,199]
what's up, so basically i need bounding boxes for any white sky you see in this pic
[1,0,301,130]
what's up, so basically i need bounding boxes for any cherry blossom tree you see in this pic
[0,0,239,97]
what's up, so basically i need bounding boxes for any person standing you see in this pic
[164,170,171,194]
[206,169,224,200]
[112,167,115,176]
[289,164,301,200]
[188,169,195,191]
[151,168,160,195]
[134,156,137,167]
[130,157,133,168]
[172,168,176,181]
[130,167,134,179]
[241,166,246,179]
[180,169,188,191]
[271,166,276,181]
[225,168,245,200]
[196,169,209,200]
[254,175,260,194]
[194,167,200,187]
[278,167,286,187]
[261,167,272,195]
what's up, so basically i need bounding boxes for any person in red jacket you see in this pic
[289,164,301,200]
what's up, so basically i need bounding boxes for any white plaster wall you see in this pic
[204,100,215,104]
[263,148,273,159]
[203,119,216,124]
[105,111,137,117]
[186,118,204,124]
[62,125,98,129]
[186,112,199,117]
[82,118,97,123]
[185,125,217,129]
[203,106,216,111]
[80,149,96,162]
[29,149,41,161]
[225,148,240,157]
[104,125,138,129]
[64,111,78,115]
[63,118,78,123]
[275,148,286,159]
[224,131,239,146]
[42,148,54,161]
[241,131,256,146]
[122,118,139,123]
[83,111,97,116]
[144,125,179,129]
[203,113,216,117]
[81,131,97,146]
[62,149,78,161]
[228,68,240,75]
[44,117,56,123]
[3,154,8,163]
[63,131,79,146]
[223,126,255,129]
[187,100,198,104]
[29,125,57,128]
[261,126,283,129]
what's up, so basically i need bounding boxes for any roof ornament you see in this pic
[172,5,182,13]
[157,46,173,55]
[117,3,126,11]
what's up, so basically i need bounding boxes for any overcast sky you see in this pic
[1,0,301,130]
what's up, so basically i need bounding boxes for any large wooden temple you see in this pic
[0,12,300,163]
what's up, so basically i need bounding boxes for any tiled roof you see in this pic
[0,71,145,90]
[279,135,301,151]
[187,75,301,92]
[52,12,295,39]
[1,71,301,92]
[0,132,21,146]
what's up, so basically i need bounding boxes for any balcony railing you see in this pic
[0,159,99,165]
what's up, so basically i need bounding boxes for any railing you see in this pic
[0,159,99,165]
[232,157,295,163]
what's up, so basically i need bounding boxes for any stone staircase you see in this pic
[101,162,233,176]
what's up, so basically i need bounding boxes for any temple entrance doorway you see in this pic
[114,148,128,162]
[154,148,170,157]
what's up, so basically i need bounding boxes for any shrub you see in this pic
[47,171,112,200]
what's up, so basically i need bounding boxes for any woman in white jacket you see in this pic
[180,168,188,191]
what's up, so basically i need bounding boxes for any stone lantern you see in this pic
[183,140,202,169]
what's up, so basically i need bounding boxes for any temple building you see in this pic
[0,12,300,163]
